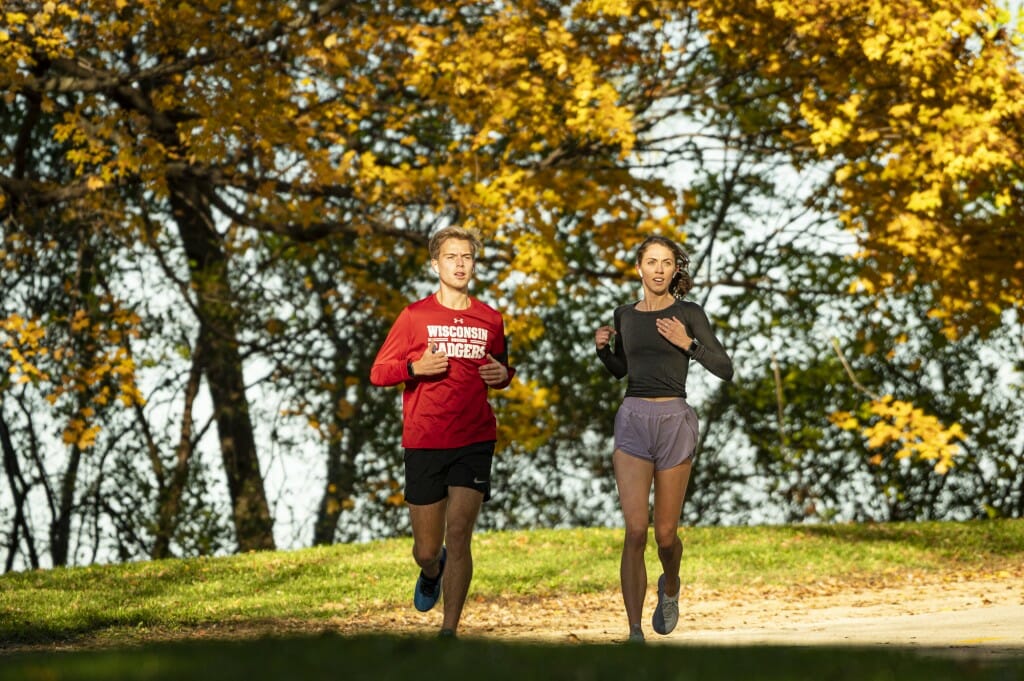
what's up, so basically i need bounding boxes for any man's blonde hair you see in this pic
[428,226,483,260]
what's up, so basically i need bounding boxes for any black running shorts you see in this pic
[403,440,495,505]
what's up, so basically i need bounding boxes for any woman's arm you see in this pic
[683,304,733,382]
[596,307,627,379]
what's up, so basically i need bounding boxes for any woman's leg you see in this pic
[613,450,655,633]
[652,458,693,599]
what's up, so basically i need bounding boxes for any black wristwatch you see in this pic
[685,339,699,357]
[407,360,415,377]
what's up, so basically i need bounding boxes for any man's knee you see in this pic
[443,517,477,551]
[412,542,444,568]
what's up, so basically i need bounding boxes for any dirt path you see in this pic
[4,572,1021,660]
[337,572,1024,658]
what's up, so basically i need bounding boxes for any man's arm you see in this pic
[369,309,415,387]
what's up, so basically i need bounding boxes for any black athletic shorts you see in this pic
[403,440,495,505]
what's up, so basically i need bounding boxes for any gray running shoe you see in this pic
[651,574,679,635]
[627,625,645,643]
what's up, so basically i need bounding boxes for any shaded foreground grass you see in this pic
[1,521,1023,679]
[3,633,1023,681]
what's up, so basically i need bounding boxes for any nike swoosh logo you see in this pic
[473,478,488,484]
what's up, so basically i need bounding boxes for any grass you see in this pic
[3,635,1017,681]
[1,520,1023,680]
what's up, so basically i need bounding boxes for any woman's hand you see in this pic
[595,325,616,350]
[656,316,693,351]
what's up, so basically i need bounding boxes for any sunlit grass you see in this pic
[2,520,1022,647]
[1,521,1022,680]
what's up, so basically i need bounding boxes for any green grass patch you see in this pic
[1,520,1022,679]
[1,634,1021,681]
[3,521,1023,643]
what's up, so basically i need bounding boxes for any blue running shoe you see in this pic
[413,546,446,612]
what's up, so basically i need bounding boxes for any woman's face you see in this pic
[637,242,677,295]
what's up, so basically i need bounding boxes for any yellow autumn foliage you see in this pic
[0,301,143,451]
[696,0,1024,338]
[831,395,965,474]
[495,377,558,452]
[2,315,51,384]
[3,0,1017,478]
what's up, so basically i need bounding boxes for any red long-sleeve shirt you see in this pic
[370,294,514,449]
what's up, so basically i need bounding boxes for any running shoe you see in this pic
[413,546,446,612]
[651,574,679,635]
[627,625,645,644]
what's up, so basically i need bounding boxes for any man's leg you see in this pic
[439,485,484,634]
[408,499,447,579]
[613,450,655,636]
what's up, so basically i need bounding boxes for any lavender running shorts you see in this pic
[614,397,699,470]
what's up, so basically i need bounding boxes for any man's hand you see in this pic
[414,343,449,376]
[479,353,509,386]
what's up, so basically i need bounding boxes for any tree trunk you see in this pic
[0,411,40,571]
[50,237,98,567]
[150,336,205,559]
[169,177,275,552]
[312,437,355,546]
[312,303,369,545]
[49,445,81,566]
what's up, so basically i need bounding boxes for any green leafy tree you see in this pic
[3,1,1023,568]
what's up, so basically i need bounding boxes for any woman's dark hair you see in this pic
[636,235,693,298]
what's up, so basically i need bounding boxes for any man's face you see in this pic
[433,238,475,290]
